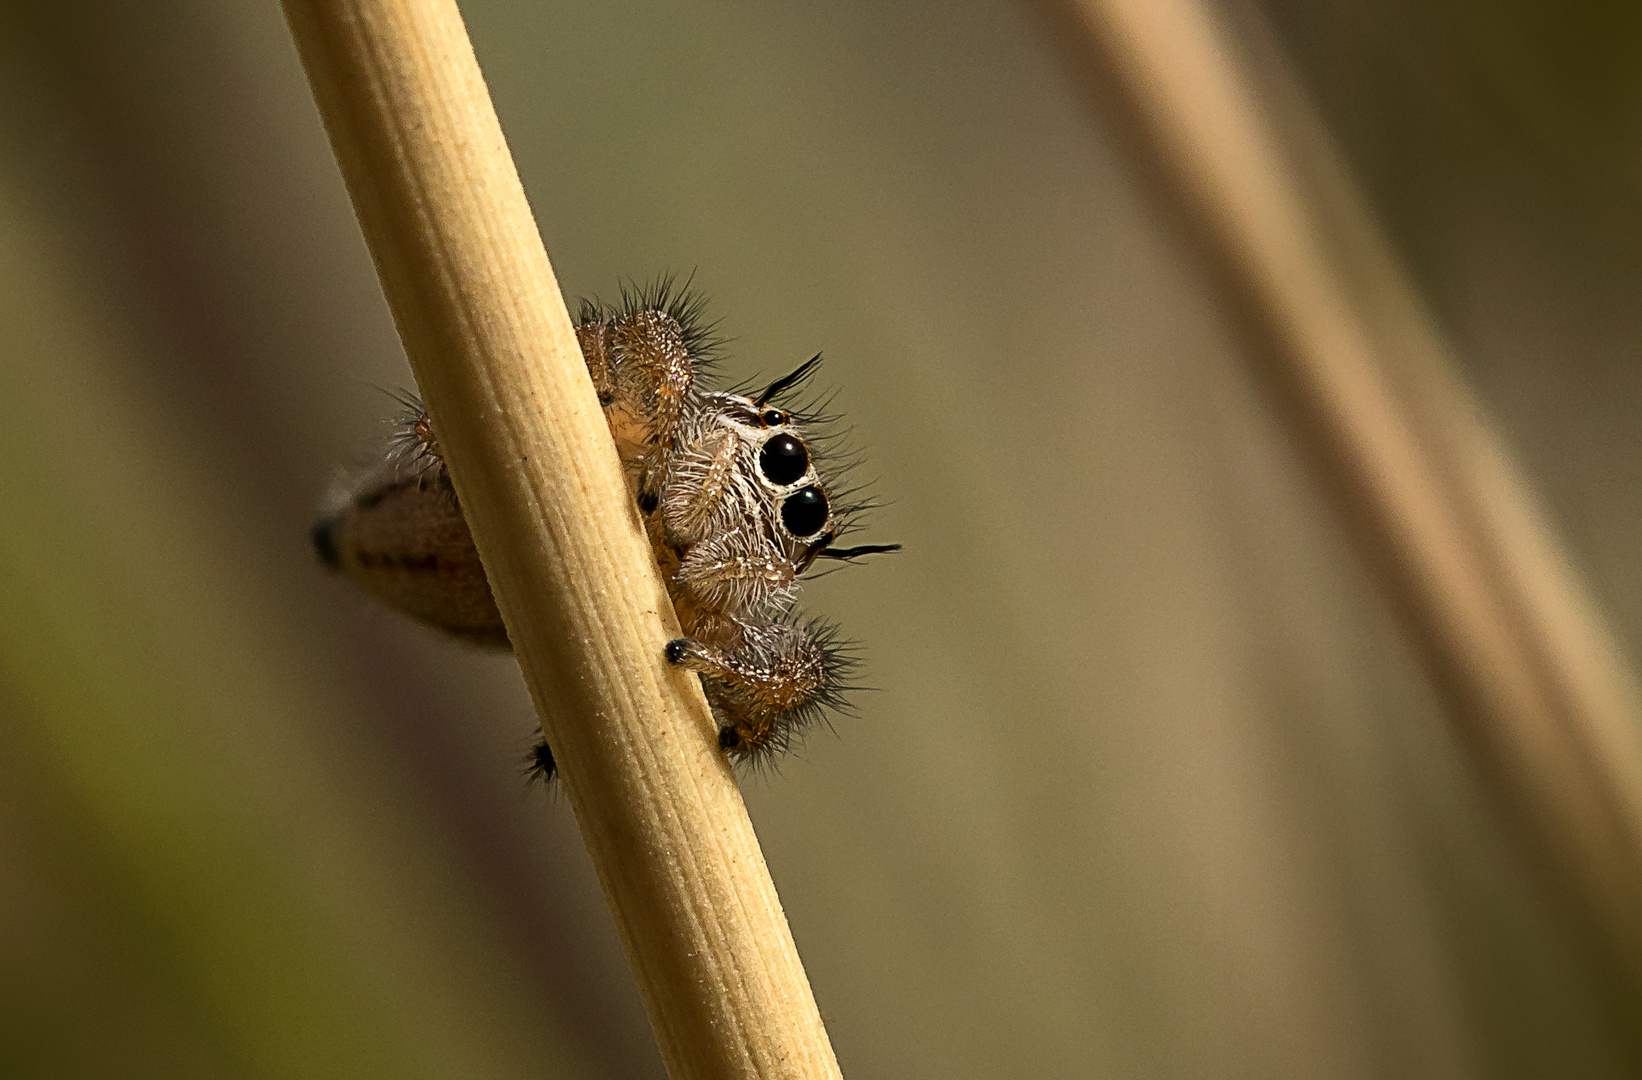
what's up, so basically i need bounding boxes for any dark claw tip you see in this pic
[310,517,341,570]
[664,638,691,664]
[525,739,557,785]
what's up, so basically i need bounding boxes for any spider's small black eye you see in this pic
[760,409,787,427]
[759,433,809,486]
[781,486,829,537]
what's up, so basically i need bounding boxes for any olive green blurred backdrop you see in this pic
[3,1,1641,1077]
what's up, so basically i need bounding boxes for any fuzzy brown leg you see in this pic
[408,408,441,461]
[665,623,833,758]
[576,320,618,405]
[612,310,694,449]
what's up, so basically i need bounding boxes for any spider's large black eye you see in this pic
[781,486,829,537]
[759,433,809,486]
[760,409,787,427]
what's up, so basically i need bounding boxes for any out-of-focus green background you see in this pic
[3,2,1641,1077]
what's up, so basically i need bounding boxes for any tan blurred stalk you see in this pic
[280,1,842,1076]
[1051,0,1642,979]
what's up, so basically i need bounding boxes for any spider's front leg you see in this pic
[660,428,743,543]
[665,620,849,761]
[612,309,695,451]
[575,319,619,406]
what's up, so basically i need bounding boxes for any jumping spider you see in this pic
[312,280,898,780]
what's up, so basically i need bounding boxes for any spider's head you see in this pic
[728,354,899,568]
[700,356,834,547]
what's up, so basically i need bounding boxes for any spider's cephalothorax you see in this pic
[313,279,898,779]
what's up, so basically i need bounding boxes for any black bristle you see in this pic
[576,296,603,327]
[818,543,902,561]
[578,271,727,368]
[755,354,824,407]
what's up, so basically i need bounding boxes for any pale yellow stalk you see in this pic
[281,1,845,1075]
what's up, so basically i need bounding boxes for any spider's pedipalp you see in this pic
[614,308,694,450]
[676,529,799,618]
[575,320,618,405]
[615,272,725,369]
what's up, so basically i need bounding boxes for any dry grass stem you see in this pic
[280,1,843,1075]
[1051,0,1642,979]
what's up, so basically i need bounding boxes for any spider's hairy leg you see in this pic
[665,621,848,760]
[407,407,441,461]
[525,738,557,784]
[675,530,798,616]
[576,320,619,406]
[612,309,695,450]
[663,428,742,544]
[312,455,509,646]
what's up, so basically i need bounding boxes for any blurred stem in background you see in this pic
[0,118,588,1080]
[1049,0,1642,998]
